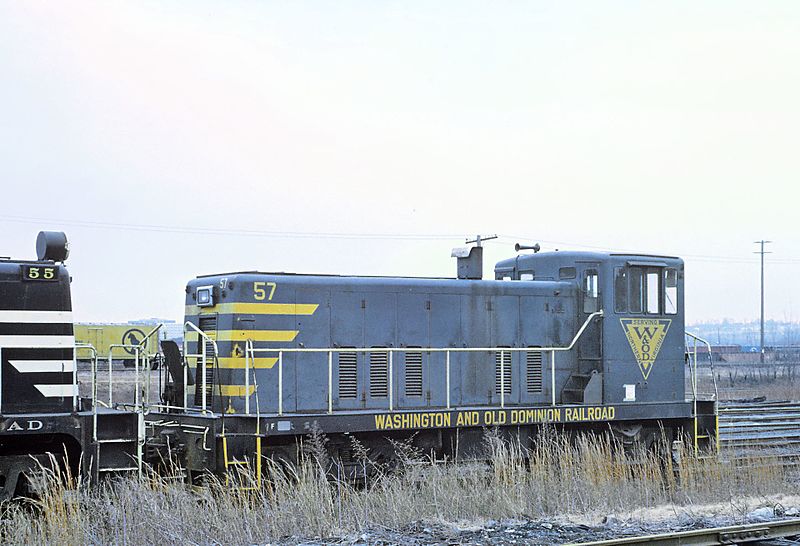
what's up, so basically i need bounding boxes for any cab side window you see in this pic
[629,268,645,313]
[665,268,678,314]
[583,269,599,313]
[646,270,660,314]
[614,267,628,312]
[617,265,677,315]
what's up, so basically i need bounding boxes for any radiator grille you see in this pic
[405,349,423,397]
[196,315,217,405]
[369,349,389,398]
[495,349,512,395]
[338,350,358,399]
[526,347,543,394]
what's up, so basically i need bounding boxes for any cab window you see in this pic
[665,268,678,314]
[629,268,644,313]
[618,265,673,315]
[646,270,660,313]
[583,269,599,313]
[614,267,628,312]
[559,267,576,280]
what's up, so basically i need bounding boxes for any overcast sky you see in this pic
[1,2,798,325]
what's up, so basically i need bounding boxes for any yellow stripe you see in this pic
[219,385,256,397]
[187,330,299,342]
[186,302,319,316]
[216,357,278,369]
[231,303,318,315]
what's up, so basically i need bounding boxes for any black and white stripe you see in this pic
[0,309,76,409]
[0,311,73,349]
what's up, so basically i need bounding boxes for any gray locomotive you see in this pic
[149,242,717,478]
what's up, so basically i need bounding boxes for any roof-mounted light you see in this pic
[36,231,69,262]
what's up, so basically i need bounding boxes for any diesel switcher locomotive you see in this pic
[145,242,717,479]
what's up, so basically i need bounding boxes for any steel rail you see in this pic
[567,517,800,545]
[717,401,800,461]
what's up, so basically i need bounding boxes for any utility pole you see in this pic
[754,240,772,363]
[466,234,498,247]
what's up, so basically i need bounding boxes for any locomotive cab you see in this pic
[495,250,686,406]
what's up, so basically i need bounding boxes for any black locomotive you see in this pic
[0,233,139,499]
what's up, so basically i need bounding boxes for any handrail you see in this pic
[105,324,164,409]
[77,342,99,439]
[243,310,604,414]
[684,331,719,455]
[106,344,139,407]
[184,321,219,412]
[684,332,718,402]
[138,324,164,407]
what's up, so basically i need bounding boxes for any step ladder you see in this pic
[221,358,263,491]
[693,400,719,456]
[560,369,601,404]
[221,432,262,491]
[93,411,143,477]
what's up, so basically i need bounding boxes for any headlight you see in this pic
[196,286,214,307]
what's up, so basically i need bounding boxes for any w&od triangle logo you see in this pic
[620,318,672,380]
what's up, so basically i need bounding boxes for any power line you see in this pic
[499,234,799,264]
[0,214,462,241]
[3,214,800,265]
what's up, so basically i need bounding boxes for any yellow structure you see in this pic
[74,323,159,362]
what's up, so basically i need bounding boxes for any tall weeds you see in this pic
[1,431,794,545]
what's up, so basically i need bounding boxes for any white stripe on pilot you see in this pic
[0,310,72,323]
[9,360,74,373]
[0,336,74,348]
[35,384,78,398]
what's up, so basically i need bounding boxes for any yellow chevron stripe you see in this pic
[186,330,299,342]
[219,385,256,397]
[216,357,278,369]
[186,302,319,316]
[233,303,318,315]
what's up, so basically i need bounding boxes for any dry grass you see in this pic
[708,360,800,402]
[2,431,795,545]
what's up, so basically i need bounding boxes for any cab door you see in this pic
[577,263,602,362]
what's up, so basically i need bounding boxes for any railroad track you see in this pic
[569,517,800,545]
[718,401,800,461]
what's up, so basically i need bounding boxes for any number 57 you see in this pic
[254,281,276,301]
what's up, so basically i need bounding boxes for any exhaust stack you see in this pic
[452,246,483,280]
